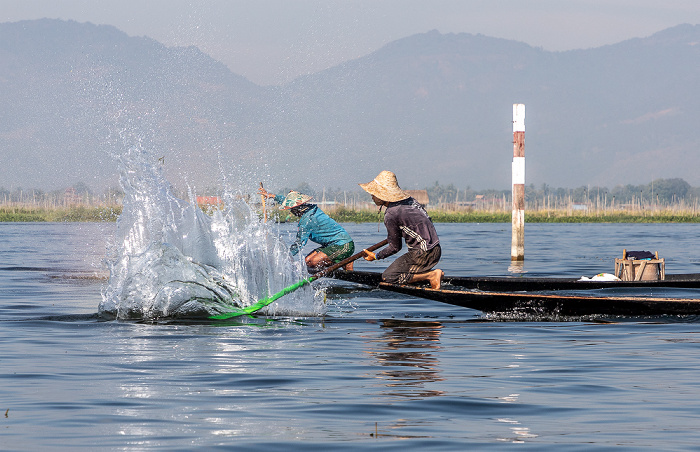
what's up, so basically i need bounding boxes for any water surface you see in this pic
[2,222,700,451]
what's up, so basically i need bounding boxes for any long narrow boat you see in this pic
[377,282,700,316]
[330,270,700,291]
[329,270,700,316]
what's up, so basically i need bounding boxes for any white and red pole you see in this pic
[511,104,525,261]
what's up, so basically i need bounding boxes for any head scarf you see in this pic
[279,191,313,210]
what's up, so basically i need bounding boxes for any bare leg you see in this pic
[305,251,333,273]
[344,261,354,271]
[409,269,444,290]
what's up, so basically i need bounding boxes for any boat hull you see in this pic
[330,270,700,316]
[331,270,700,291]
[378,282,700,316]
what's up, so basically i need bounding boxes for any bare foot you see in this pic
[428,269,443,290]
[344,261,354,271]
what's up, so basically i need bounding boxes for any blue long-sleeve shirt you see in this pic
[274,195,353,255]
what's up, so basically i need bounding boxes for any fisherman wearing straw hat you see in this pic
[258,188,355,273]
[359,170,443,289]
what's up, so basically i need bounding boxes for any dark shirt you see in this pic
[376,197,440,260]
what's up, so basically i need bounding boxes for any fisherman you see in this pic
[359,170,443,289]
[258,188,355,273]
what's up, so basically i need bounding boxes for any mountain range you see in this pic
[1,19,699,193]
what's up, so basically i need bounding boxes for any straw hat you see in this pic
[279,191,313,210]
[359,170,410,202]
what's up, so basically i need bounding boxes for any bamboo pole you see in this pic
[260,182,267,222]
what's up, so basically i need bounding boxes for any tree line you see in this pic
[2,177,699,209]
[278,178,699,208]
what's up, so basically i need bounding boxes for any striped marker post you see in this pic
[511,104,525,262]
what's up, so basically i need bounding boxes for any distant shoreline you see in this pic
[2,205,699,223]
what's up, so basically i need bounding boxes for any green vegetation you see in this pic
[427,211,511,223]
[3,203,700,223]
[4,177,700,224]
[0,205,122,222]
[3,204,700,223]
[519,211,700,223]
[325,207,384,223]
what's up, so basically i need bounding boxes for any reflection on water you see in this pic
[497,416,538,443]
[365,319,444,398]
[508,260,527,274]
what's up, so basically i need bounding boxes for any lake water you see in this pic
[2,221,700,451]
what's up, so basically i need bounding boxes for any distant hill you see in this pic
[1,19,699,193]
[0,19,269,192]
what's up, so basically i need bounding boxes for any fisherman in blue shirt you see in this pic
[258,188,355,273]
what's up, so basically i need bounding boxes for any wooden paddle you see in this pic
[209,239,388,319]
[260,182,267,222]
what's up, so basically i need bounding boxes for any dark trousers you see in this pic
[382,244,441,284]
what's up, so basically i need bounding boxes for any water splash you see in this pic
[99,135,323,320]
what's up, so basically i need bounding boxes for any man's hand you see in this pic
[258,187,275,199]
[362,249,377,261]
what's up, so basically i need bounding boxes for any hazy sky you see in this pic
[3,0,700,85]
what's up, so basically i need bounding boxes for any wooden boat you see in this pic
[329,270,700,316]
[330,270,700,291]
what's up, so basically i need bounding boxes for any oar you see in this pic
[260,182,267,222]
[209,239,388,319]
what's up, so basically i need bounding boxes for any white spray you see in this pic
[99,134,323,320]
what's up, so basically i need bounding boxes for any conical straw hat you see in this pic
[359,170,410,202]
[279,191,313,210]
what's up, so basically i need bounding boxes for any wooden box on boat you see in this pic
[614,249,665,281]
